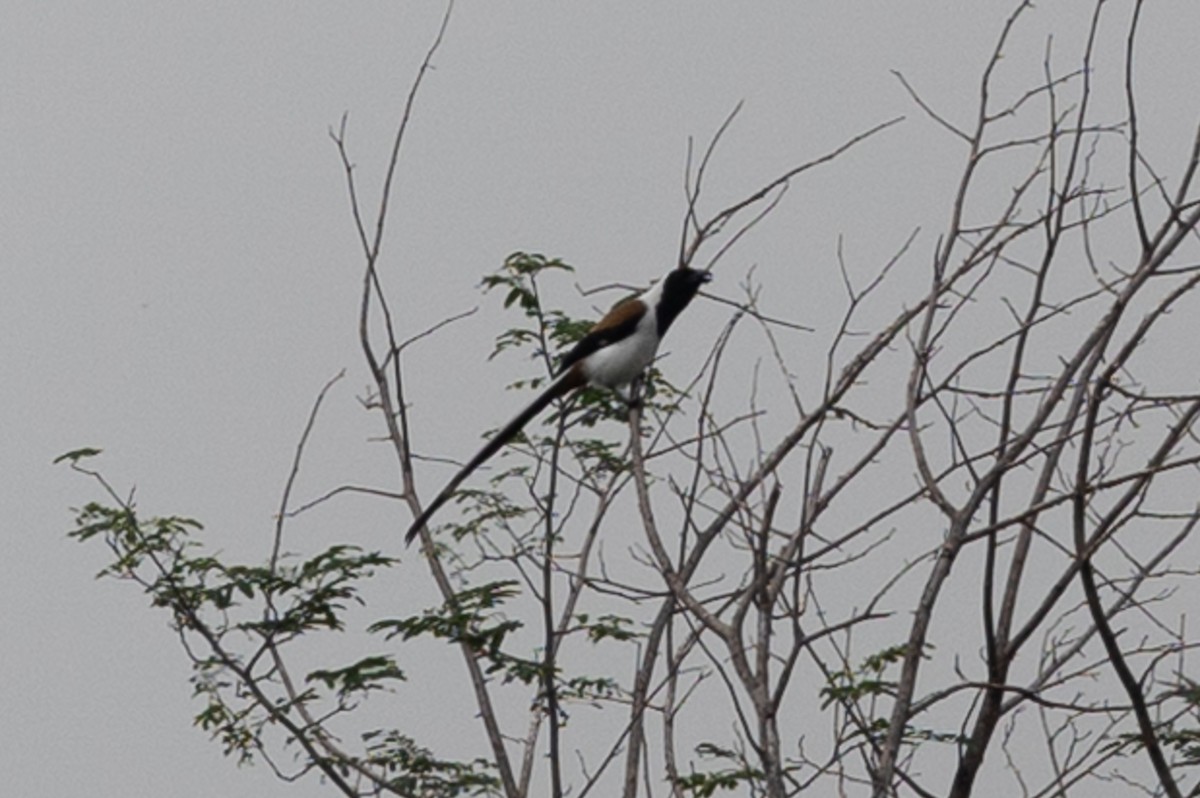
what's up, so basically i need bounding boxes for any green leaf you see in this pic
[307,655,406,699]
[578,613,639,643]
[369,581,543,684]
[54,447,102,464]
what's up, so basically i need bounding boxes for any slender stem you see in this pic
[542,407,569,798]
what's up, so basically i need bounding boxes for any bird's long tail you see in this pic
[404,366,586,545]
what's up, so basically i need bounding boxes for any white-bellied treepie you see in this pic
[404,266,711,545]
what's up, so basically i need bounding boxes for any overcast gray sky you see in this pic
[5,3,1200,796]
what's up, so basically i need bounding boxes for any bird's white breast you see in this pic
[583,307,660,389]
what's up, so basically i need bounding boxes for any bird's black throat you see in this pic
[655,268,711,337]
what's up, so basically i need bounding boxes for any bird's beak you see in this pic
[700,271,713,283]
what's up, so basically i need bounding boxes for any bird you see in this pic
[405,265,712,545]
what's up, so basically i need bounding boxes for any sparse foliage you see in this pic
[66,2,1200,796]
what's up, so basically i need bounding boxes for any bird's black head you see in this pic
[656,267,712,336]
